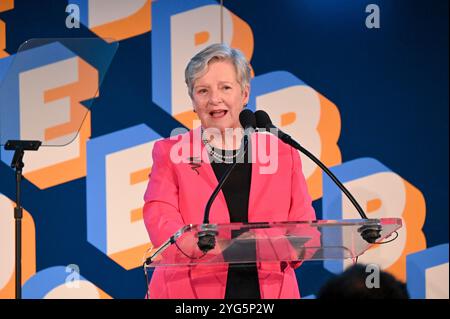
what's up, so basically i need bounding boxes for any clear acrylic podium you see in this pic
[144,218,402,267]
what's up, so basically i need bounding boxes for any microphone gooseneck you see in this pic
[198,109,256,253]
[254,110,381,243]
[203,109,255,224]
[202,139,248,224]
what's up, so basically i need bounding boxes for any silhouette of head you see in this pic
[317,264,409,299]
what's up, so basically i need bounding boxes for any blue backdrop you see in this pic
[0,0,448,299]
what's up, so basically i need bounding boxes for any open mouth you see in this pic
[209,110,228,118]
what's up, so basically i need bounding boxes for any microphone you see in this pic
[254,109,300,147]
[254,110,381,243]
[197,109,256,253]
[239,108,258,131]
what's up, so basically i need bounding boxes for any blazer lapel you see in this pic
[248,133,267,222]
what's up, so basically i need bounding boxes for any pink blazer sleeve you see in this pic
[288,146,316,222]
[143,141,185,247]
[286,146,319,270]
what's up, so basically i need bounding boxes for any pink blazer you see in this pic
[143,128,316,299]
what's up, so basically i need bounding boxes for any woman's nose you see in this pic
[209,89,223,104]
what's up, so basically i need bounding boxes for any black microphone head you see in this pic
[255,110,273,129]
[239,109,256,129]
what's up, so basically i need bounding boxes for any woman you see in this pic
[143,43,316,299]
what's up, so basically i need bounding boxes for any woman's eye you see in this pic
[223,86,232,90]
[197,89,207,94]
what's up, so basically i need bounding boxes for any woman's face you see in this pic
[192,60,250,132]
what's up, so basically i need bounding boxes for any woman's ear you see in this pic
[242,85,250,105]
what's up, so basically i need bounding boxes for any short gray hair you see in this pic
[185,43,251,98]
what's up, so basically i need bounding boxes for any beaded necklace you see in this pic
[201,127,244,163]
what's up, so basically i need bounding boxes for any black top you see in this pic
[210,147,261,299]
